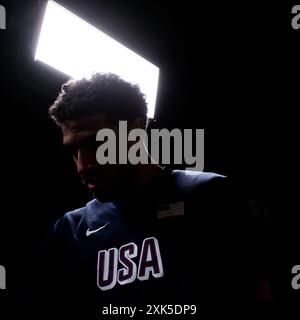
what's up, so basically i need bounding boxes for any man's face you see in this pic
[62,113,124,201]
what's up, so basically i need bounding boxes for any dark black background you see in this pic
[0,0,294,313]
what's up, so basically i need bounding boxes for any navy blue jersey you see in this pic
[38,168,259,317]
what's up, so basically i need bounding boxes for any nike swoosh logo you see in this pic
[86,221,110,237]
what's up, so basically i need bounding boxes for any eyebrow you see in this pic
[63,134,97,148]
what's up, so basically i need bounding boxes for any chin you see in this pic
[94,188,118,202]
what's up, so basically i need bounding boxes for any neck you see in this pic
[94,164,164,203]
[132,163,164,190]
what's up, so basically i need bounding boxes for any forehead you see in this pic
[62,114,109,145]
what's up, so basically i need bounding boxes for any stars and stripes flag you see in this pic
[158,201,184,219]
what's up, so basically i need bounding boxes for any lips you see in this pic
[81,176,98,190]
[87,183,97,191]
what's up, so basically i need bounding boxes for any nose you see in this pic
[75,148,95,176]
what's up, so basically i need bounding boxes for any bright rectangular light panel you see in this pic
[35,0,159,118]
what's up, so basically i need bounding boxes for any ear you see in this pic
[131,117,146,130]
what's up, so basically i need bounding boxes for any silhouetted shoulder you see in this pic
[170,170,227,195]
[51,203,90,239]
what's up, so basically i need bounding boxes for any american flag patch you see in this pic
[157,201,184,219]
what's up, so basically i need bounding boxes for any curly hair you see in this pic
[49,73,148,126]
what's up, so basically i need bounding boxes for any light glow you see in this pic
[35,1,159,118]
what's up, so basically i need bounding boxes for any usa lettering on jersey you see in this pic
[97,237,164,291]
